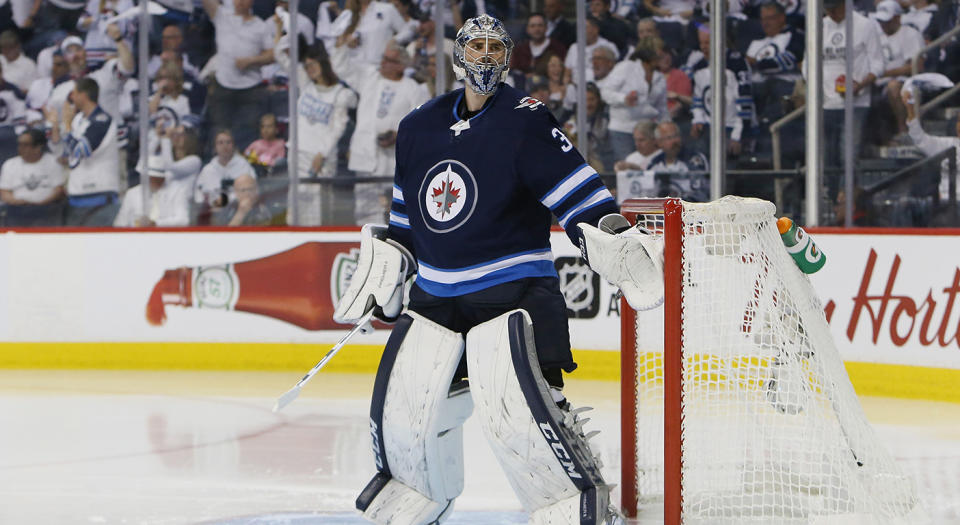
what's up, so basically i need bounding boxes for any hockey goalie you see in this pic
[330,13,665,525]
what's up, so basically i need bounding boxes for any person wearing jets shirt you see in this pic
[745,1,805,121]
[334,14,662,525]
[46,76,120,226]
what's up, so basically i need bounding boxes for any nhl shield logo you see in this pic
[555,257,600,319]
[418,159,478,233]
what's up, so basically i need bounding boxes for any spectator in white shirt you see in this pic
[154,124,202,188]
[5,0,42,32]
[597,44,646,164]
[202,0,275,149]
[146,24,200,80]
[77,0,133,70]
[563,16,620,84]
[816,0,884,197]
[48,28,134,124]
[341,42,429,225]
[113,155,190,227]
[614,120,662,202]
[272,0,316,46]
[0,60,27,127]
[336,0,416,67]
[0,30,37,93]
[194,128,255,208]
[0,129,66,226]
[147,61,192,152]
[46,76,121,226]
[291,44,356,225]
[874,0,925,137]
[25,52,69,125]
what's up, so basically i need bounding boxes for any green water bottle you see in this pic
[777,217,826,274]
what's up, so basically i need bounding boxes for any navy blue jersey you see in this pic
[387,84,618,297]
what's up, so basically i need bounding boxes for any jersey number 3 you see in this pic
[552,128,573,153]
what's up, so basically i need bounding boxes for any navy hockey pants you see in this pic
[407,276,575,388]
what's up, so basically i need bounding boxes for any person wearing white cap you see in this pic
[874,0,925,138]
[46,24,133,124]
[113,155,190,227]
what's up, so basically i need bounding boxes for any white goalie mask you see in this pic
[453,14,514,96]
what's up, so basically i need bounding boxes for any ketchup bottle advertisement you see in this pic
[146,242,364,331]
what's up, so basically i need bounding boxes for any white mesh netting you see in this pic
[627,196,926,524]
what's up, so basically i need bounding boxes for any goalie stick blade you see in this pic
[271,310,376,412]
[273,386,302,413]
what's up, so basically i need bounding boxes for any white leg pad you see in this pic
[356,312,472,524]
[465,310,616,523]
[529,491,621,525]
[359,476,454,525]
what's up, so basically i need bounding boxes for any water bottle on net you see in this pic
[776,217,826,274]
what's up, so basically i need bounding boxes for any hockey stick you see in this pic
[272,309,375,412]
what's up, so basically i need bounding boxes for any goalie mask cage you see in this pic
[618,196,925,524]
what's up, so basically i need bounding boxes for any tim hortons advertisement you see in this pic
[0,230,957,369]
[811,233,960,369]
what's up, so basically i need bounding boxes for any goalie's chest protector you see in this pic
[391,85,607,297]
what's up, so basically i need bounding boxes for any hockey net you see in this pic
[619,196,924,524]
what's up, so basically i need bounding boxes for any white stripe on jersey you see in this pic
[418,249,554,284]
[392,185,404,202]
[540,164,598,210]
[389,212,410,227]
[558,188,615,228]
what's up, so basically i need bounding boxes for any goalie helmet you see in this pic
[453,14,514,96]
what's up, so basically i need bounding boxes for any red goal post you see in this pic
[619,198,683,522]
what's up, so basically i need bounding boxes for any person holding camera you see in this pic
[193,129,255,221]
[213,174,274,226]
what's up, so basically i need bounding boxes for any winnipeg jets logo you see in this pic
[425,164,466,222]
[514,96,543,111]
[430,167,462,219]
[757,42,780,61]
[419,160,478,233]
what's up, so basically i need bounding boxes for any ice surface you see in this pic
[0,370,956,524]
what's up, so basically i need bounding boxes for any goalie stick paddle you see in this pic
[272,310,375,412]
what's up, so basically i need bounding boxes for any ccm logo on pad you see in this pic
[539,422,582,479]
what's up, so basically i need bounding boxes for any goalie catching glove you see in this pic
[334,224,417,324]
[578,214,665,311]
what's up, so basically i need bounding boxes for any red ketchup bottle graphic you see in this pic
[146,243,345,330]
